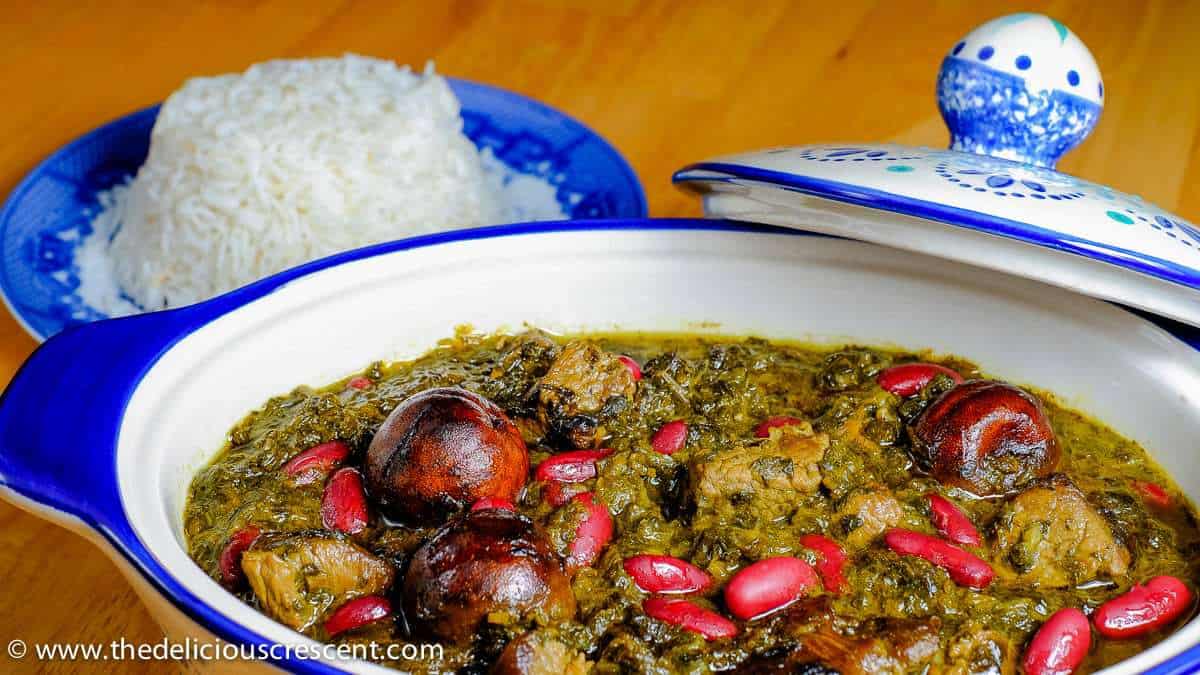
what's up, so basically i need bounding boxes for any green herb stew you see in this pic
[185,330,1200,674]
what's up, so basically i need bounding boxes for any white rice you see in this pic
[75,55,565,314]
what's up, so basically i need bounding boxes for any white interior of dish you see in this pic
[117,228,1200,674]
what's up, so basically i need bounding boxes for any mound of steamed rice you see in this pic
[78,55,562,313]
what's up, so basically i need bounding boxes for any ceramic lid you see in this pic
[674,13,1200,328]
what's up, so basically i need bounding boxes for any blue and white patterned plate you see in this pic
[0,78,647,341]
[675,13,1200,328]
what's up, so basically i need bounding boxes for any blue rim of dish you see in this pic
[453,78,647,217]
[1,219,1198,674]
[673,162,1200,293]
[0,76,648,342]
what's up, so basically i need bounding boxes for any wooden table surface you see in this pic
[2,1,1199,672]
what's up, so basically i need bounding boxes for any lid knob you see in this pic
[937,13,1103,169]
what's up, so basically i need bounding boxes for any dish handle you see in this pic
[0,310,198,531]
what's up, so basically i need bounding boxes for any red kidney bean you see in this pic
[753,416,804,438]
[283,440,351,485]
[534,449,612,483]
[651,420,688,455]
[623,555,712,594]
[1094,576,1193,639]
[877,362,963,397]
[218,525,261,589]
[347,376,372,390]
[1132,480,1171,508]
[926,494,981,546]
[324,595,392,636]
[618,355,642,381]
[643,597,738,640]
[884,529,994,589]
[566,492,612,570]
[543,480,587,507]
[724,557,819,620]
[1022,607,1091,675]
[321,468,369,534]
[798,534,848,594]
[470,496,515,512]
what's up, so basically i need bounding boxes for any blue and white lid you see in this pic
[675,13,1200,328]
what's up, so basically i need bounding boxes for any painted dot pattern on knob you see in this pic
[936,13,1103,169]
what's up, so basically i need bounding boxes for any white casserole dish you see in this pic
[1,219,1198,673]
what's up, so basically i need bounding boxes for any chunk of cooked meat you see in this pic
[944,622,1016,675]
[815,621,940,675]
[816,392,914,501]
[836,486,903,549]
[492,631,591,675]
[488,331,561,414]
[691,423,828,516]
[832,390,903,450]
[733,655,840,674]
[537,340,636,448]
[804,631,901,675]
[241,533,394,632]
[992,475,1131,588]
[880,618,942,668]
[739,620,939,675]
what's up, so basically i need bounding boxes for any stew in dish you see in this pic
[185,331,1200,674]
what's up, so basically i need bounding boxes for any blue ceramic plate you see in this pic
[0,78,647,341]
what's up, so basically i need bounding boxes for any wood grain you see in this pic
[1,1,1197,672]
